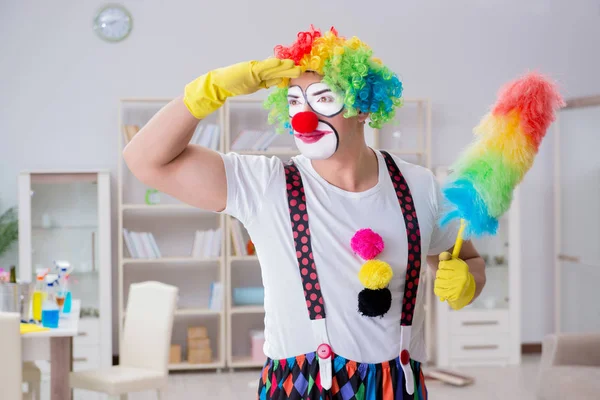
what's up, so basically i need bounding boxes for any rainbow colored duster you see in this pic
[441,72,565,240]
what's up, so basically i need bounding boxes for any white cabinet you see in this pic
[554,101,600,334]
[434,169,521,367]
[18,171,113,380]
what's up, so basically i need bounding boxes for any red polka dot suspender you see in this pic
[380,151,423,327]
[284,163,326,320]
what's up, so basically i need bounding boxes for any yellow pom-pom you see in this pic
[358,260,393,290]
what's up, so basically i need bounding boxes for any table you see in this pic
[21,300,81,400]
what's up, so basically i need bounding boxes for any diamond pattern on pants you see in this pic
[257,353,428,399]
[340,381,355,400]
[294,373,309,396]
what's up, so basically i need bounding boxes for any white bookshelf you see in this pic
[117,98,227,372]
[223,97,302,368]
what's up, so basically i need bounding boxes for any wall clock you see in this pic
[93,4,133,43]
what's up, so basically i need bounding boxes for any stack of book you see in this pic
[122,229,161,259]
[169,344,182,364]
[231,129,294,152]
[190,123,220,151]
[187,326,212,364]
[190,228,222,259]
[230,219,248,256]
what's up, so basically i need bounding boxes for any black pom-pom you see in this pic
[358,288,392,317]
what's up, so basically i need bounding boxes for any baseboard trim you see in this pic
[521,343,542,354]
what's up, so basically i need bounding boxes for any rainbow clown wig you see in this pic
[264,25,403,133]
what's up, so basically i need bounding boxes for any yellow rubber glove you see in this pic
[434,252,476,310]
[183,58,301,119]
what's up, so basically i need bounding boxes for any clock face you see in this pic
[93,5,132,42]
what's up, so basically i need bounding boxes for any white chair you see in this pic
[0,312,43,400]
[0,312,23,400]
[70,281,178,399]
[536,332,600,400]
[22,362,41,400]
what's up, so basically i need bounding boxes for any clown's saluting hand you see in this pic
[184,59,301,120]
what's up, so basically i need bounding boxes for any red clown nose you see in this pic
[291,111,319,133]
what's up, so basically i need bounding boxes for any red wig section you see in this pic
[273,25,338,65]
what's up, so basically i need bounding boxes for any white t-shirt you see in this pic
[220,149,459,364]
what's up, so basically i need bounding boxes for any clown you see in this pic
[124,25,486,400]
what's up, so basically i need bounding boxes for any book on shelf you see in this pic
[123,229,162,259]
[231,129,294,152]
[190,228,222,258]
[190,123,220,151]
[230,219,247,256]
[122,124,140,144]
[208,281,223,311]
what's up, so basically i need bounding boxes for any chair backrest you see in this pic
[0,312,23,400]
[120,281,178,374]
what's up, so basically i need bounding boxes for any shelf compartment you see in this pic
[176,308,223,317]
[122,203,215,214]
[229,255,258,262]
[230,356,265,368]
[122,257,221,265]
[123,308,222,318]
[169,361,224,370]
[170,314,223,370]
[231,306,264,314]
[229,313,266,368]
[123,267,220,311]
[122,212,222,259]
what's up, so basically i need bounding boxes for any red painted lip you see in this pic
[294,130,332,144]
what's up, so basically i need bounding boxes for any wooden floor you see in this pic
[42,355,542,400]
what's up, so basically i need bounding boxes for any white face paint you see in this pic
[288,82,345,160]
[293,120,338,160]
[305,82,344,117]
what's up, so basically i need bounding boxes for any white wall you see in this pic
[2,0,599,350]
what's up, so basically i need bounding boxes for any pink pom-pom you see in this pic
[351,229,384,260]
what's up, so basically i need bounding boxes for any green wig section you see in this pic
[264,87,291,134]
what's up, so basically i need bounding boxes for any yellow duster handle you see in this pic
[451,219,466,259]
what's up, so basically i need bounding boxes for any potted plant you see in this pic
[0,207,18,260]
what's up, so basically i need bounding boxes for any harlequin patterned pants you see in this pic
[257,352,428,400]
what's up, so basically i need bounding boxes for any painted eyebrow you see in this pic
[287,94,301,98]
[309,88,332,96]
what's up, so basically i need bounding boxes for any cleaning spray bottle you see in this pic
[32,269,47,323]
[41,274,59,328]
[54,261,71,314]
